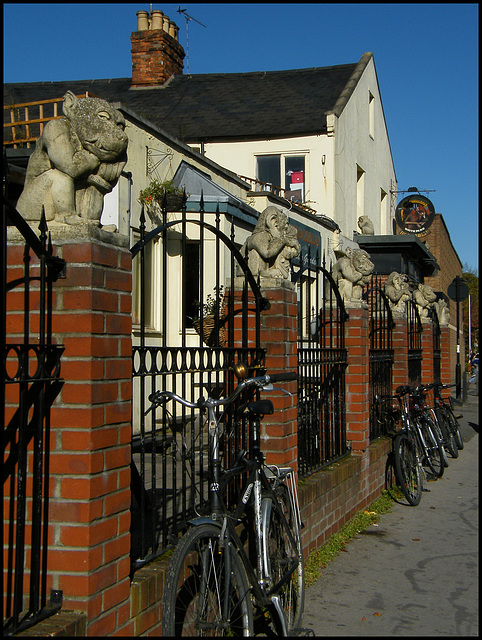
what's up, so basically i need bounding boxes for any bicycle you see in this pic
[433,382,464,451]
[412,384,450,469]
[388,387,424,506]
[146,364,305,636]
[421,383,458,459]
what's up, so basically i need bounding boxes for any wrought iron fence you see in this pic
[364,275,394,440]
[431,306,441,384]
[130,195,267,573]
[3,196,66,635]
[293,250,348,477]
[406,298,423,387]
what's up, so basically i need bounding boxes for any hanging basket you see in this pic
[193,315,226,347]
[163,194,184,212]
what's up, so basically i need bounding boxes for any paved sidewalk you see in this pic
[302,392,479,637]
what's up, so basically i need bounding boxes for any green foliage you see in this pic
[138,179,184,206]
[462,263,479,353]
[193,285,225,320]
[304,488,403,587]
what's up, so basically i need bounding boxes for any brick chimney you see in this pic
[131,9,185,87]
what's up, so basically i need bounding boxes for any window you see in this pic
[256,154,306,201]
[257,155,281,188]
[356,165,365,218]
[368,91,375,139]
[184,242,200,328]
[380,188,388,233]
[132,235,157,328]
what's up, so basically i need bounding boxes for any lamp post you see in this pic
[447,276,469,398]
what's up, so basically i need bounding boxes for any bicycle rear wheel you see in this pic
[393,433,422,506]
[446,405,464,450]
[161,523,253,636]
[263,483,305,634]
[435,407,458,458]
[419,418,444,478]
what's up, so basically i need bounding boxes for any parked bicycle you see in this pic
[432,382,464,452]
[146,364,305,636]
[385,386,424,506]
[410,384,449,470]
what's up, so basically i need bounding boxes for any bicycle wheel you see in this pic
[161,523,253,637]
[427,411,449,468]
[419,418,444,479]
[435,407,458,458]
[446,406,464,450]
[263,483,305,634]
[393,433,422,506]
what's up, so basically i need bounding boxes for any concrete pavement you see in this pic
[302,385,478,636]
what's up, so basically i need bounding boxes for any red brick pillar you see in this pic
[257,280,298,473]
[421,318,434,384]
[45,228,132,635]
[392,312,408,391]
[345,304,370,454]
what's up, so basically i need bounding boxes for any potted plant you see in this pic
[192,285,226,347]
[138,178,185,213]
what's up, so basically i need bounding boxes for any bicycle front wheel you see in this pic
[393,433,422,506]
[161,523,253,637]
[263,483,305,634]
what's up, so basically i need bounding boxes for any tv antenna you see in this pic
[177,7,207,73]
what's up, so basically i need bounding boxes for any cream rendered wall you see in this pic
[201,135,335,221]
[333,57,396,238]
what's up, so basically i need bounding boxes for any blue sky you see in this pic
[3,3,479,271]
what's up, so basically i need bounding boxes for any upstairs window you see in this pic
[256,154,306,201]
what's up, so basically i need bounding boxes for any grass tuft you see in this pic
[304,487,403,587]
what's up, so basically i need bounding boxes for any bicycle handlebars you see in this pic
[146,370,297,414]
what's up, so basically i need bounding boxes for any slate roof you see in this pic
[4,54,370,144]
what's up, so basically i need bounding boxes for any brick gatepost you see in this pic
[392,311,409,392]
[258,279,299,473]
[344,303,370,456]
[36,225,132,635]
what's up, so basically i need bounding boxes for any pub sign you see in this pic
[395,194,435,238]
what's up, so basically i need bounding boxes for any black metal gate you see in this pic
[3,198,66,635]
[364,275,394,440]
[293,251,348,477]
[130,196,267,572]
[407,298,423,386]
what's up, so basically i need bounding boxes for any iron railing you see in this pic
[3,196,66,635]
[293,250,348,477]
[364,275,394,440]
[130,194,267,573]
[406,298,423,387]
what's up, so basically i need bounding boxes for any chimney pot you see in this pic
[162,15,170,32]
[136,10,149,31]
[168,21,176,38]
[151,9,163,30]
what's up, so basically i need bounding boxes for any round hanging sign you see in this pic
[395,194,435,237]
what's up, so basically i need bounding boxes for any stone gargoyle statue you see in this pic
[331,246,374,302]
[17,90,128,226]
[413,283,438,318]
[243,206,300,279]
[357,215,375,235]
[432,297,450,325]
[384,271,412,312]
